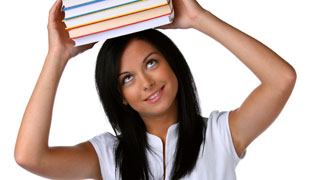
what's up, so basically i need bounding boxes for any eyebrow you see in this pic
[118,52,159,77]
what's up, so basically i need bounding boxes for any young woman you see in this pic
[14,0,296,179]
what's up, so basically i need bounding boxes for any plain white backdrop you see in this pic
[1,0,319,179]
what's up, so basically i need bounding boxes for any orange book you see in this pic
[68,4,171,39]
[72,13,174,46]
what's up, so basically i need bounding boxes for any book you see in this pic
[62,0,174,46]
[63,0,103,9]
[68,4,172,39]
[63,0,170,28]
[73,12,174,46]
[64,0,143,20]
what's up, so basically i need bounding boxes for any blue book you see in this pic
[63,0,143,20]
[62,0,104,11]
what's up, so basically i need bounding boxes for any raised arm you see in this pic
[159,0,296,157]
[195,12,296,157]
[14,0,100,179]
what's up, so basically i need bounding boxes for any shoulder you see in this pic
[89,132,118,179]
[90,132,117,143]
[203,110,229,130]
[202,110,230,141]
[203,110,243,162]
[89,132,118,156]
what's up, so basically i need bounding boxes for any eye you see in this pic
[146,59,158,69]
[122,75,133,84]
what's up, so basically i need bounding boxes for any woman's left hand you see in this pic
[157,0,207,29]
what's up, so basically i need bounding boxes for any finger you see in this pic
[49,0,63,23]
[156,23,176,29]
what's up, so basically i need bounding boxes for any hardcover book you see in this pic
[62,0,174,46]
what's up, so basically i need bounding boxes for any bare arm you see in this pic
[159,0,296,157]
[194,12,296,157]
[14,0,100,179]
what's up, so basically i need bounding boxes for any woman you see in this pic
[14,0,296,179]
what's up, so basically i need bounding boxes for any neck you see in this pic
[140,98,178,143]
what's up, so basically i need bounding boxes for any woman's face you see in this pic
[118,39,178,118]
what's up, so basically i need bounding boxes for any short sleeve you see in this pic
[207,110,244,168]
[89,132,118,180]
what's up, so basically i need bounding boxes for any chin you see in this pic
[139,97,177,118]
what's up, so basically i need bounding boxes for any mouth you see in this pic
[144,85,165,103]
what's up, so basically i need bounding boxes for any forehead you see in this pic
[120,39,159,65]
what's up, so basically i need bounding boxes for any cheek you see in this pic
[160,67,178,98]
[122,86,141,105]
[163,67,178,88]
[158,63,176,80]
[170,73,179,95]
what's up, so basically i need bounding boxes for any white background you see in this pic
[1,0,319,179]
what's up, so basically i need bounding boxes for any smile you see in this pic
[144,85,165,104]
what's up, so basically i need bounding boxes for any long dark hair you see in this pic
[95,29,205,180]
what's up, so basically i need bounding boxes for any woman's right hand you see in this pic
[48,0,94,61]
[14,1,102,179]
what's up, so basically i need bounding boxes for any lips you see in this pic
[144,85,165,101]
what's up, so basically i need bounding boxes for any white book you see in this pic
[63,0,102,8]
[73,12,174,46]
[68,5,171,38]
[64,0,170,28]
[64,0,144,19]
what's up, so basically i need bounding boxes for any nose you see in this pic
[140,73,155,91]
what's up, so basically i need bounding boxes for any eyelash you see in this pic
[121,59,158,85]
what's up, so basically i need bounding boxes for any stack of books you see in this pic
[62,0,174,46]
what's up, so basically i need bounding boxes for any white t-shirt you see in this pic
[90,110,243,180]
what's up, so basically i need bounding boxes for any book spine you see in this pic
[70,10,173,39]
[64,0,143,20]
[66,3,168,30]
[63,0,105,11]
[73,13,173,46]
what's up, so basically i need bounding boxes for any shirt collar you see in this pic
[146,123,179,151]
